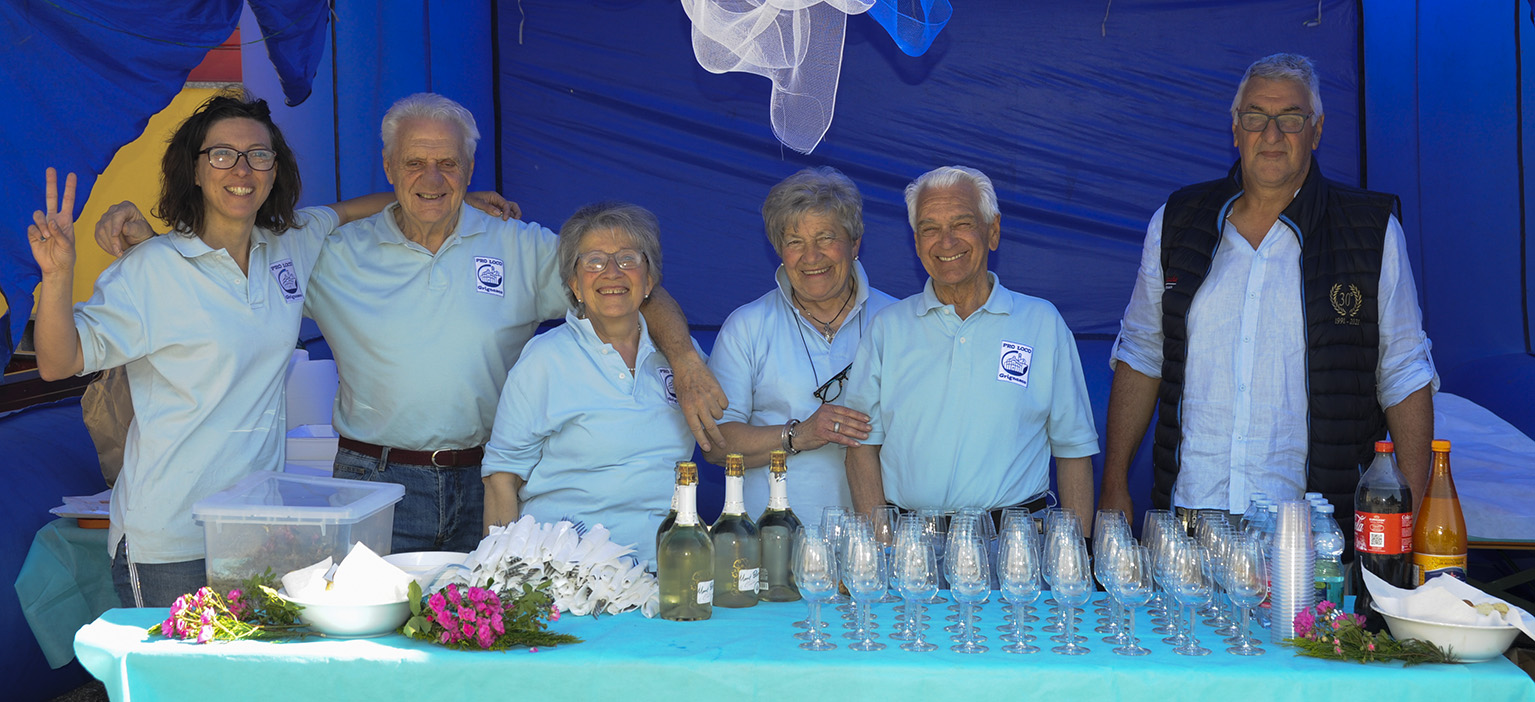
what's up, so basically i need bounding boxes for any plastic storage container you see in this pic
[193,472,404,591]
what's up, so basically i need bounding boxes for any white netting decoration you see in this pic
[682,0,876,154]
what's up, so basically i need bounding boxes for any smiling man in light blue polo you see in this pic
[305,94,724,553]
[843,166,1099,531]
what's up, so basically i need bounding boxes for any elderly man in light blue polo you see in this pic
[305,94,725,553]
[843,166,1099,531]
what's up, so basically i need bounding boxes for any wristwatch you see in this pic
[781,418,802,455]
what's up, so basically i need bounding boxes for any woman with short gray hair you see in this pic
[705,167,896,520]
[482,202,698,568]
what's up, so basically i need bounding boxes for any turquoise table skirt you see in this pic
[76,596,1535,702]
[15,518,115,668]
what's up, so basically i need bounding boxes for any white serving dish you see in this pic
[1372,603,1520,662]
[383,551,472,591]
[280,590,411,638]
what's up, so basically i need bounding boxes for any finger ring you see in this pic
[833,421,841,434]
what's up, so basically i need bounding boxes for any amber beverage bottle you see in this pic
[1412,440,1467,584]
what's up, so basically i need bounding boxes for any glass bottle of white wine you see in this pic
[709,453,761,608]
[655,461,683,552]
[658,461,713,621]
[756,449,802,602]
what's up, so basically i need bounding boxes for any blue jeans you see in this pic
[332,446,484,553]
[111,540,207,608]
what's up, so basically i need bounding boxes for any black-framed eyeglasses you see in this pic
[200,147,277,171]
[577,249,645,273]
[813,362,853,404]
[1236,112,1312,134]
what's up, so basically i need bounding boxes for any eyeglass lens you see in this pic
[579,250,644,272]
[1237,112,1308,134]
[204,147,276,171]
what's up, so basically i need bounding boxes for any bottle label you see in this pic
[1413,553,1468,585]
[695,579,714,604]
[738,567,760,592]
[1354,511,1413,555]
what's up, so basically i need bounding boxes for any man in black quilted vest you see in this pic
[1098,53,1437,534]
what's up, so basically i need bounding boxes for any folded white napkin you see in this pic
[1363,567,1535,639]
[280,557,334,599]
[282,543,414,605]
[466,515,659,617]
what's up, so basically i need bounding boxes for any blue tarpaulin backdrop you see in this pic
[493,0,1361,337]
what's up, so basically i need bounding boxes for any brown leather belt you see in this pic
[338,436,484,468]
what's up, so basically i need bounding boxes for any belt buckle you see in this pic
[430,449,451,468]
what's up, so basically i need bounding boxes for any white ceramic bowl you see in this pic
[382,551,472,590]
[1372,603,1520,662]
[280,591,411,638]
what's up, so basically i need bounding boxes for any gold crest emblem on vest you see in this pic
[1330,283,1362,325]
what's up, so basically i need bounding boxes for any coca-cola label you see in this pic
[1355,511,1413,554]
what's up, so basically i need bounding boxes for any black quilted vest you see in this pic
[1152,157,1400,531]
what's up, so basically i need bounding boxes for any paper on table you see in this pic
[1363,568,1535,639]
[281,557,334,599]
[282,543,414,605]
[49,489,112,518]
[330,542,414,604]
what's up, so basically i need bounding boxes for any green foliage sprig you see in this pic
[1283,600,1457,665]
[147,570,307,643]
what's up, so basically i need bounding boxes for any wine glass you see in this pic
[821,507,850,606]
[1093,521,1132,638]
[1162,539,1213,656]
[843,532,886,651]
[1222,533,1268,655]
[893,520,938,652]
[997,518,1042,654]
[1045,531,1092,655]
[792,527,837,651]
[917,509,949,602]
[871,506,902,603]
[1107,544,1154,656]
[839,515,872,626]
[945,517,990,653]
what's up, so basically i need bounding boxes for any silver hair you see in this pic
[903,166,1000,231]
[1230,53,1324,122]
[380,93,481,161]
[760,166,864,255]
[556,202,663,310]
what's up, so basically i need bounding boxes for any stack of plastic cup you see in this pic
[1268,500,1316,643]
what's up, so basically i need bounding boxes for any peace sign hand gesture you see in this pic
[28,167,79,276]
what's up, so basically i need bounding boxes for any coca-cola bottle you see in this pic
[1352,441,1414,631]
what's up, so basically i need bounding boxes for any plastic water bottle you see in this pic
[1312,503,1346,608]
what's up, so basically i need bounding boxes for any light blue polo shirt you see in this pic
[481,312,699,567]
[75,207,339,563]
[708,261,895,520]
[843,273,1099,511]
[303,204,568,450]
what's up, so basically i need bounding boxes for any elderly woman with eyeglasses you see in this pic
[481,202,699,567]
[704,167,896,520]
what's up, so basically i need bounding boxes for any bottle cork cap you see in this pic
[724,453,745,477]
[1431,439,1451,452]
[1375,440,1394,452]
[676,461,698,484]
[768,450,788,473]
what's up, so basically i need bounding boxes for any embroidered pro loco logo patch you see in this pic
[269,259,303,303]
[475,256,505,297]
[658,366,678,405]
[997,340,1033,388]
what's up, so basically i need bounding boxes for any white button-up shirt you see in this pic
[1111,205,1438,512]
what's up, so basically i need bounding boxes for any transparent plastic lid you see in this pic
[193,471,404,525]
